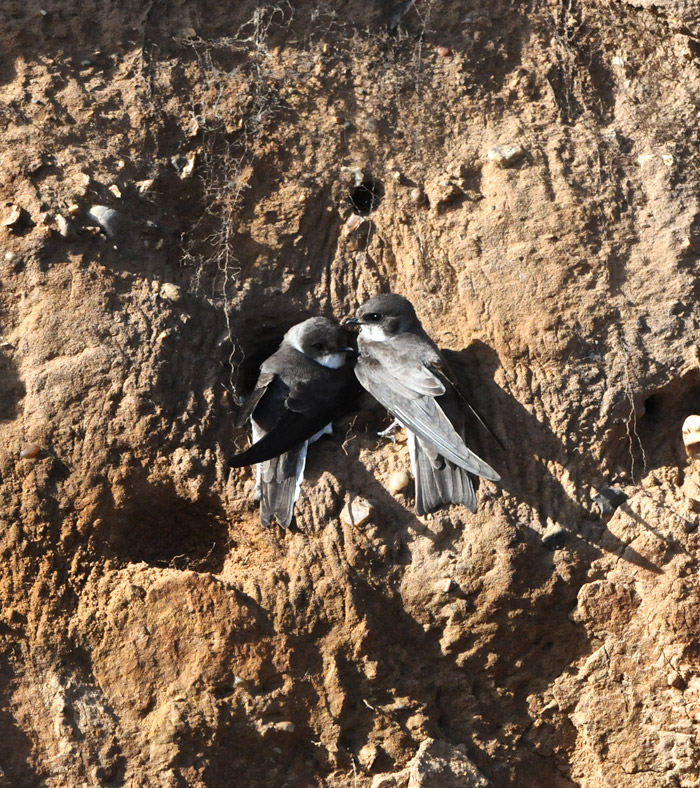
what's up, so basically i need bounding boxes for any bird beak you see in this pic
[343,317,360,327]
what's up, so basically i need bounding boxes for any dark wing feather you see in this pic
[258,449,304,528]
[229,367,355,468]
[431,356,505,450]
[411,434,477,515]
[228,406,330,467]
[355,357,500,481]
[235,371,275,428]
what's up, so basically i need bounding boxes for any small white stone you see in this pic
[341,495,374,527]
[388,470,410,493]
[1,206,22,228]
[179,152,196,179]
[487,143,526,167]
[87,205,123,237]
[340,166,363,186]
[159,283,183,303]
[683,415,700,447]
[269,721,295,733]
[55,214,76,239]
[342,213,366,237]
[683,415,700,460]
[358,744,378,769]
[439,578,454,593]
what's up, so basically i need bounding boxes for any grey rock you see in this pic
[593,487,628,516]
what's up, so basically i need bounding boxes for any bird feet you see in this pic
[377,419,402,441]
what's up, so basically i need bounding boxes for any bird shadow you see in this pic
[442,341,663,574]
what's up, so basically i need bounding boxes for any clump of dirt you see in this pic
[1,1,700,786]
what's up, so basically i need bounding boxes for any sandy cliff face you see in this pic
[1,1,700,786]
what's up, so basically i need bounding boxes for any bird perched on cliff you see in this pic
[345,294,500,515]
[228,317,355,528]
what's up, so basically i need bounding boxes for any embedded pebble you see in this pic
[409,187,427,205]
[2,205,24,229]
[55,214,76,240]
[340,166,363,186]
[593,487,628,516]
[388,470,410,493]
[682,415,700,460]
[427,179,463,210]
[359,744,378,769]
[108,184,122,199]
[19,444,41,459]
[541,524,567,550]
[171,152,196,179]
[136,179,155,194]
[5,251,16,261]
[340,495,374,527]
[180,152,196,179]
[87,205,123,237]
[436,45,452,57]
[268,721,295,734]
[487,143,526,168]
[159,283,183,303]
[342,213,367,237]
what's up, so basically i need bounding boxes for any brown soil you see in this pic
[1,1,700,786]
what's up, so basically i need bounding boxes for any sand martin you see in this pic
[228,316,354,528]
[346,293,500,514]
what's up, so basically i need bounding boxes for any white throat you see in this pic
[359,324,390,342]
[316,352,346,369]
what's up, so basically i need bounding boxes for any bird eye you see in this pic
[312,342,324,351]
[365,313,381,322]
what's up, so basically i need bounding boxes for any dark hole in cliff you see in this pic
[101,483,228,572]
[629,371,700,471]
[643,394,660,422]
[349,178,384,215]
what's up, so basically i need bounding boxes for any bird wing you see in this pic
[258,442,309,528]
[235,371,275,428]
[355,352,500,481]
[228,369,353,468]
[408,431,477,515]
[434,354,505,450]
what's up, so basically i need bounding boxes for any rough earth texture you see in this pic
[1,1,700,786]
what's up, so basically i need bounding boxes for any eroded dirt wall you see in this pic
[1,1,700,786]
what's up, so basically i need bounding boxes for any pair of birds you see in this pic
[228,294,500,528]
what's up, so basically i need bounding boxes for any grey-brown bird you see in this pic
[346,294,500,514]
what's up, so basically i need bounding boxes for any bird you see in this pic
[228,316,355,529]
[345,293,500,515]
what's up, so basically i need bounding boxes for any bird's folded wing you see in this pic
[356,358,500,481]
[229,375,347,468]
[235,371,275,427]
[228,408,328,467]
